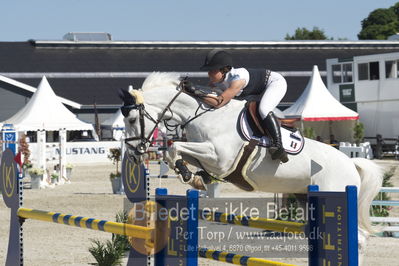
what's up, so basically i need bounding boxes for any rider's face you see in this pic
[208,69,223,83]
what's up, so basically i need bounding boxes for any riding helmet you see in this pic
[200,49,233,71]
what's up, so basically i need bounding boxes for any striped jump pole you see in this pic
[198,248,296,266]
[199,210,305,234]
[17,208,154,240]
[0,149,153,266]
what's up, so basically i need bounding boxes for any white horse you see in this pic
[121,72,383,259]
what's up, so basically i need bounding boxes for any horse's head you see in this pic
[119,88,153,162]
[120,72,183,162]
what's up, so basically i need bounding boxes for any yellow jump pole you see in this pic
[199,248,297,266]
[18,208,153,240]
[199,210,305,234]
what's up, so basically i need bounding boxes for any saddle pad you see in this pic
[238,110,305,155]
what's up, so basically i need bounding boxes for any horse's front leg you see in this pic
[165,141,217,167]
[164,141,218,189]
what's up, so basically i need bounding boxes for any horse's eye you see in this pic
[129,118,136,124]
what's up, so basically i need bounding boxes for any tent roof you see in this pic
[1,76,94,131]
[102,85,133,129]
[102,109,124,129]
[0,74,82,109]
[283,65,359,121]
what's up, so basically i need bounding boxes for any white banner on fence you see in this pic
[29,141,121,164]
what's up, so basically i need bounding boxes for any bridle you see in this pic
[122,81,186,155]
[123,79,215,157]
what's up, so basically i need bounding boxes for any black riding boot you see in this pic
[261,112,289,163]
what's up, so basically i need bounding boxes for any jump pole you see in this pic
[0,149,152,266]
[17,208,153,240]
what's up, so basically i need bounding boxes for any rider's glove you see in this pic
[182,80,195,94]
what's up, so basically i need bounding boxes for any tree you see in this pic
[285,27,329,40]
[353,121,364,145]
[358,4,399,40]
[108,148,122,177]
[390,2,399,19]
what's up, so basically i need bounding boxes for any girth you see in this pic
[223,139,259,191]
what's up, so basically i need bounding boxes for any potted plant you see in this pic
[303,127,316,139]
[51,173,59,184]
[23,162,33,177]
[108,148,122,194]
[65,163,73,180]
[19,134,32,177]
[28,167,45,189]
[88,211,129,265]
[353,121,365,146]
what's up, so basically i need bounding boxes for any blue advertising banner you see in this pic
[2,130,16,155]
[155,189,199,266]
[308,186,358,266]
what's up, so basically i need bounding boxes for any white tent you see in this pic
[102,109,124,129]
[1,76,96,184]
[1,76,94,132]
[283,65,359,142]
[100,85,134,140]
[101,109,125,140]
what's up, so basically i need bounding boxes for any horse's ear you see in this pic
[130,90,144,104]
[118,89,135,105]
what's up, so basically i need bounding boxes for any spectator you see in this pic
[330,134,339,148]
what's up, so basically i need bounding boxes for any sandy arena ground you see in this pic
[1,159,399,265]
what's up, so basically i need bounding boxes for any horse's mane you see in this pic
[141,72,180,91]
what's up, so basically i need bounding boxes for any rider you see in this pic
[183,49,288,163]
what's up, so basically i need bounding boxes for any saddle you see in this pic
[247,101,298,137]
[238,102,304,153]
[223,102,305,191]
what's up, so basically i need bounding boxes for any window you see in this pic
[332,64,341,83]
[358,61,380,81]
[386,61,395,78]
[385,60,399,78]
[357,62,380,80]
[331,63,353,84]
[358,63,369,80]
[397,60,399,78]
[342,63,353,82]
[370,62,379,80]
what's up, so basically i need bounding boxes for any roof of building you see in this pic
[1,40,399,107]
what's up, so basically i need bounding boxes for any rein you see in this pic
[180,104,213,130]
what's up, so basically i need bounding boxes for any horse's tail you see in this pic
[351,158,383,234]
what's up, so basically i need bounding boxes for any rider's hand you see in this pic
[182,80,195,94]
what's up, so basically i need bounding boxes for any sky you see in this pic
[1,0,398,42]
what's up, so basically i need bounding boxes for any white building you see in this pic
[326,52,399,138]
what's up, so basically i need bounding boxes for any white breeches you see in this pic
[258,71,287,119]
